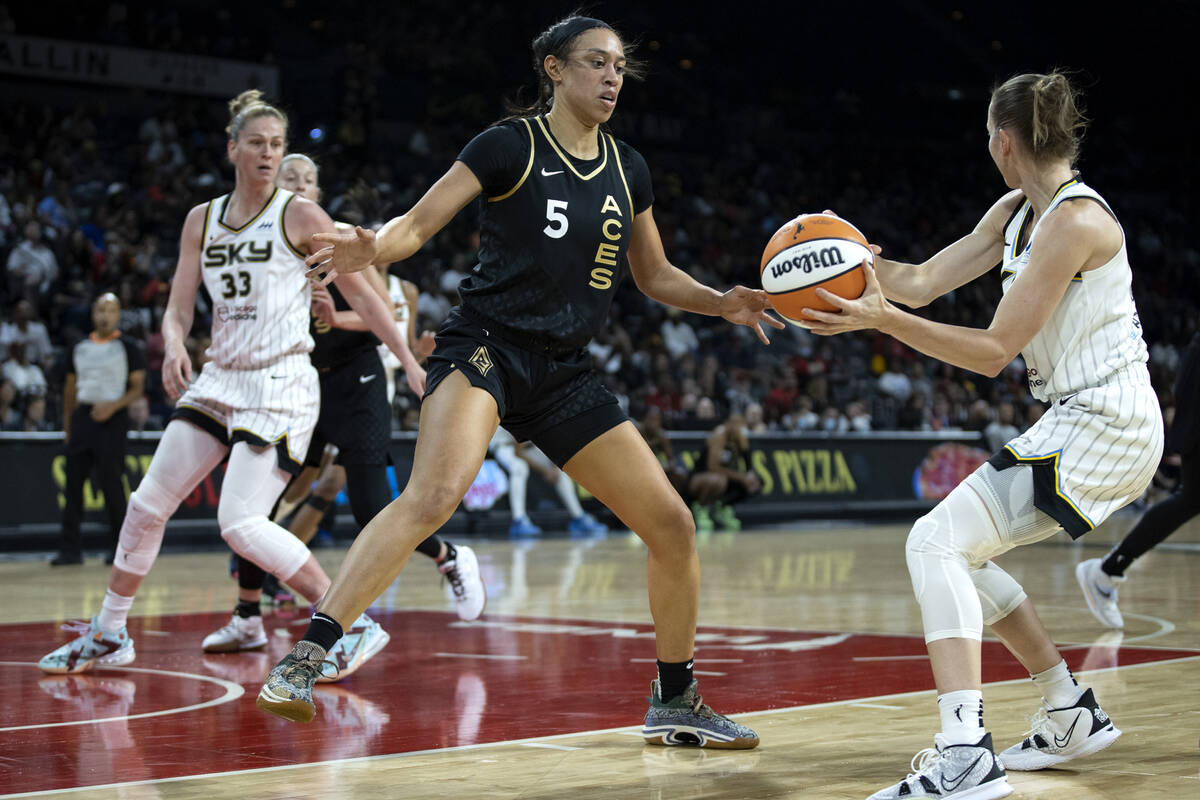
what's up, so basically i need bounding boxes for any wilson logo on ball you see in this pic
[760,213,871,324]
[769,246,846,279]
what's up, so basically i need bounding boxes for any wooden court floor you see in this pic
[2,511,1197,799]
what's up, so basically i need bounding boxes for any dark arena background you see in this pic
[1,2,1197,798]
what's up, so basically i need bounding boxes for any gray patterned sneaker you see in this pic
[867,733,1012,799]
[999,688,1121,770]
[255,646,337,723]
[38,617,135,674]
[642,679,759,749]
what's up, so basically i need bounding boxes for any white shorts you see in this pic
[989,367,1163,538]
[174,353,319,473]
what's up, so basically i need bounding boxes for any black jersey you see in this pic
[456,117,654,352]
[310,283,379,371]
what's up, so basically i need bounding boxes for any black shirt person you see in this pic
[257,16,780,749]
[54,292,145,565]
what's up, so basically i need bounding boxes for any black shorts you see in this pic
[305,348,391,467]
[423,308,627,467]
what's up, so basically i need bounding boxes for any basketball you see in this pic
[760,213,872,324]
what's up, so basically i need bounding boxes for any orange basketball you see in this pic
[760,213,871,324]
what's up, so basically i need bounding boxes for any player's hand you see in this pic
[414,330,437,362]
[717,286,786,345]
[305,226,378,285]
[403,360,427,397]
[802,259,893,335]
[310,283,337,326]
[161,340,193,401]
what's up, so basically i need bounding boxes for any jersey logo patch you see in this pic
[540,168,563,177]
[469,346,495,377]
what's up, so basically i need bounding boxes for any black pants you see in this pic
[60,407,129,557]
[1103,453,1199,576]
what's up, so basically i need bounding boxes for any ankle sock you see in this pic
[235,599,261,619]
[1031,660,1082,708]
[657,657,694,702]
[97,589,134,633]
[938,689,984,745]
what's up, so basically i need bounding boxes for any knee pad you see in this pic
[905,491,984,643]
[221,515,311,580]
[114,473,183,576]
[971,561,1027,626]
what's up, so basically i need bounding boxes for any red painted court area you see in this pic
[2,610,1193,795]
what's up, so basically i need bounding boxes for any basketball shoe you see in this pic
[690,503,714,534]
[256,644,337,723]
[999,688,1121,770]
[567,512,607,535]
[316,614,391,683]
[712,502,741,531]
[202,613,268,653]
[642,679,759,749]
[1076,558,1125,629]
[868,733,1012,799]
[440,544,487,621]
[38,617,135,674]
[509,516,542,536]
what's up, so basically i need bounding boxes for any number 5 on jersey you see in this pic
[542,197,622,291]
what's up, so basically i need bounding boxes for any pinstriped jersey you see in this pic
[378,273,411,372]
[456,117,653,351]
[1000,178,1148,401]
[199,188,314,369]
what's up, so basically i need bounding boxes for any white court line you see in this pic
[4,654,1197,799]
[139,630,171,637]
[434,652,527,661]
[849,703,905,710]
[520,743,582,751]
[0,662,243,732]
[693,670,726,677]
[853,655,929,661]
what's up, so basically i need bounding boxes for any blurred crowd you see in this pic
[1,1,1195,441]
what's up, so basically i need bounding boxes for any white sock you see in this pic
[1031,659,1082,708]
[97,589,135,633]
[938,689,985,745]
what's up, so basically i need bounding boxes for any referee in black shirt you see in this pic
[53,293,145,565]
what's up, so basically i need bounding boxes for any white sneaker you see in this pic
[868,733,1011,799]
[1075,558,1124,629]
[440,544,487,621]
[319,614,390,683]
[202,614,268,653]
[1000,688,1121,770]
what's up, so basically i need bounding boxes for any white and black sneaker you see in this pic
[1000,688,1121,770]
[867,733,1012,799]
[440,544,487,621]
[202,614,268,653]
[1076,558,1125,629]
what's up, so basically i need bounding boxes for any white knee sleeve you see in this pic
[971,561,1027,626]
[906,464,1059,643]
[114,473,182,576]
[219,442,311,580]
[221,515,311,580]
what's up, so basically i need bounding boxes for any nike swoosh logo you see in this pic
[686,661,694,670]
[941,752,987,792]
[1096,585,1112,599]
[270,375,285,380]
[1054,711,1083,747]
[540,168,563,176]
[359,374,377,384]
[1058,394,1077,406]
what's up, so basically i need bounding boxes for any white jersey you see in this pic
[200,188,313,370]
[1000,178,1149,402]
[378,273,412,372]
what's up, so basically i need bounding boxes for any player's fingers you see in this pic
[305,246,333,268]
[814,287,853,309]
[869,243,882,255]
[763,310,786,330]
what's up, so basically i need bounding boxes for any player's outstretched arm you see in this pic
[627,207,784,345]
[307,162,483,283]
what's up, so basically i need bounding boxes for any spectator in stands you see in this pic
[661,306,699,359]
[0,299,54,366]
[687,410,761,532]
[0,378,18,428]
[1,341,47,401]
[985,402,1020,453]
[6,221,58,301]
[10,394,51,432]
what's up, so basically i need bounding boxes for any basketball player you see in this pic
[204,155,485,658]
[803,72,1161,798]
[1076,330,1199,627]
[256,16,781,749]
[488,426,608,536]
[686,410,761,533]
[38,92,419,681]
